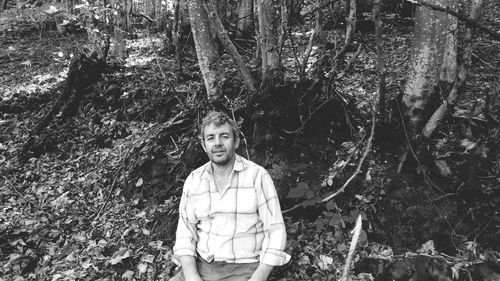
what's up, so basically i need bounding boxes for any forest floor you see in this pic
[1,9,500,281]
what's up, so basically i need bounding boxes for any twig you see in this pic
[322,100,375,203]
[341,214,363,281]
[283,99,376,213]
[406,0,500,41]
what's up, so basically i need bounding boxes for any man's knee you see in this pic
[168,270,184,281]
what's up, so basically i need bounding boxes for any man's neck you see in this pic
[211,157,236,178]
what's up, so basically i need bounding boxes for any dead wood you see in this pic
[19,51,107,162]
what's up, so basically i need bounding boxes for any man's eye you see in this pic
[221,135,229,139]
[206,136,214,141]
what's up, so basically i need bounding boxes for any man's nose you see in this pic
[214,136,222,145]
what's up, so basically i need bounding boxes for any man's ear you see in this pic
[235,137,240,149]
[200,139,207,152]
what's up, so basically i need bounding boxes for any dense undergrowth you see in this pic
[1,4,500,280]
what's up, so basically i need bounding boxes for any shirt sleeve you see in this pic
[256,170,291,266]
[173,173,199,259]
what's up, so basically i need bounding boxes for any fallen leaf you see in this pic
[110,247,130,265]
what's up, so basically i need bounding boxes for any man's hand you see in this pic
[178,256,203,281]
[249,263,273,281]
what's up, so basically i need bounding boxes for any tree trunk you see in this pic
[301,0,322,76]
[258,0,282,82]
[279,0,288,52]
[1,0,9,13]
[421,0,483,138]
[188,0,224,100]
[439,1,458,85]
[402,0,455,136]
[373,0,386,122]
[172,0,182,72]
[236,0,253,38]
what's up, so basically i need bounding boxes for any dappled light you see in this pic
[1,0,499,280]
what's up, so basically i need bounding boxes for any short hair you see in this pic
[199,111,240,141]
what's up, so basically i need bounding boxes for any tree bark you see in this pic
[172,0,182,72]
[402,0,455,136]
[236,0,253,38]
[301,0,322,76]
[1,0,8,13]
[188,0,224,100]
[257,0,282,82]
[373,0,386,122]
[421,0,483,138]
[203,0,257,92]
[330,0,356,64]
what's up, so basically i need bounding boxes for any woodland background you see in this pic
[0,0,499,280]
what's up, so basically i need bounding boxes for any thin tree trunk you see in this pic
[203,0,257,92]
[263,0,281,76]
[1,0,8,13]
[257,0,267,79]
[279,0,288,53]
[439,1,458,84]
[188,0,224,100]
[330,0,356,64]
[421,0,483,138]
[402,0,453,136]
[253,0,261,60]
[373,0,386,122]
[259,0,282,82]
[236,0,253,38]
[301,0,321,76]
[172,0,182,72]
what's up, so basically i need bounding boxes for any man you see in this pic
[171,111,290,281]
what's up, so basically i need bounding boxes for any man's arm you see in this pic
[254,171,291,272]
[249,263,273,281]
[173,174,202,280]
[178,256,203,281]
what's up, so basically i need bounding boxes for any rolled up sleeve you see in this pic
[257,171,291,266]
[173,174,198,259]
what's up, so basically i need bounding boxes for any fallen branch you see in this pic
[407,0,500,41]
[322,101,376,203]
[341,215,363,281]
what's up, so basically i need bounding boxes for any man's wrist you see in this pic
[250,263,273,281]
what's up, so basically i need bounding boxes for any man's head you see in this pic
[199,111,240,166]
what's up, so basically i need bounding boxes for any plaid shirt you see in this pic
[173,154,290,266]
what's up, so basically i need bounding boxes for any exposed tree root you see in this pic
[19,50,108,162]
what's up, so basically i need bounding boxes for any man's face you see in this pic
[201,122,239,167]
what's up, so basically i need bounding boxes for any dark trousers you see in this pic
[169,258,259,281]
